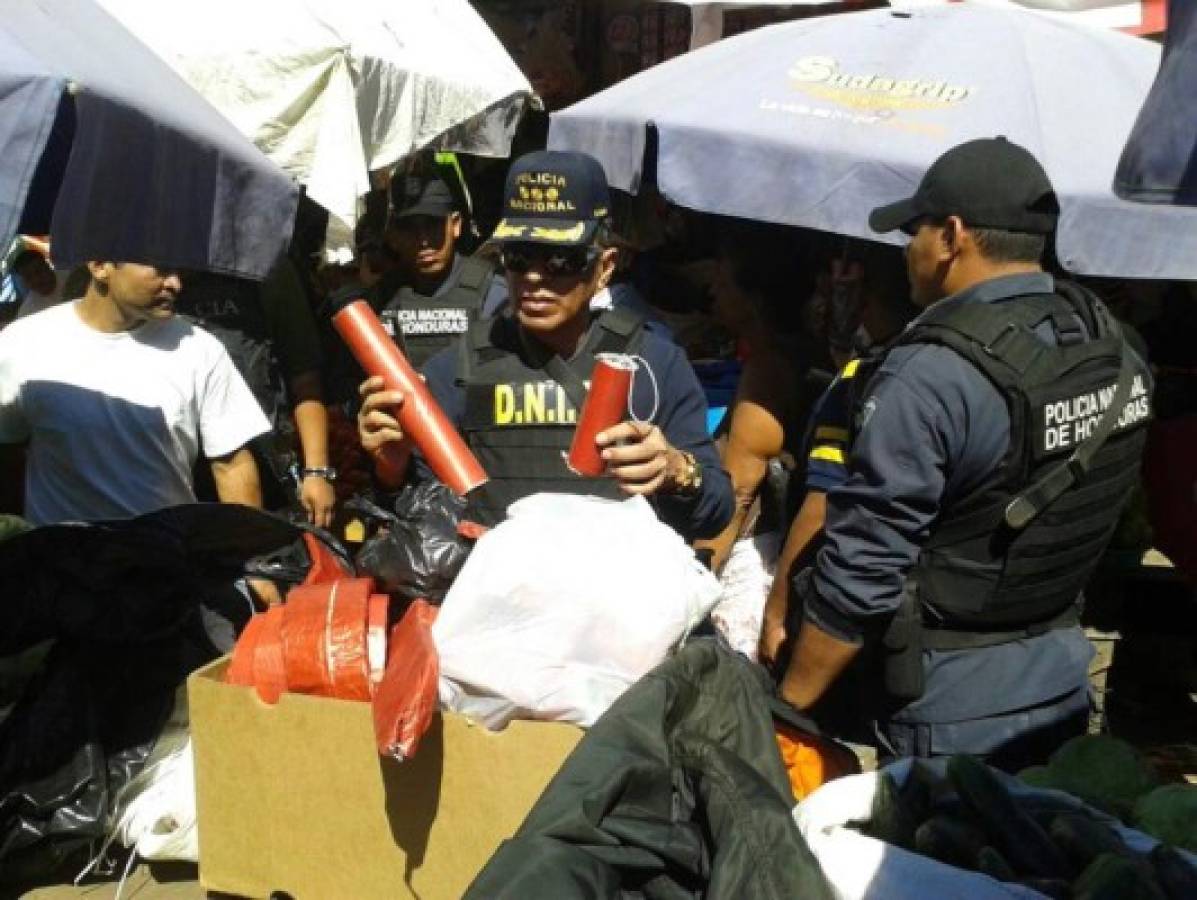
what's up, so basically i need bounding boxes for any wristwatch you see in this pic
[298,466,337,482]
[671,450,703,497]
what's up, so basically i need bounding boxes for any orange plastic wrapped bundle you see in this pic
[226,577,388,705]
[367,593,389,689]
[373,600,439,761]
[301,532,351,585]
[253,606,288,704]
[332,300,488,496]
[226,610,266,688]
[281,578,374,701]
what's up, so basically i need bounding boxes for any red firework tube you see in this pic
[333,300,488,496]
[568,353,636,477]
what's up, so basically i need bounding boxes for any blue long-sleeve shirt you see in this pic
[417,318,734,541]
[807,273,1095,723]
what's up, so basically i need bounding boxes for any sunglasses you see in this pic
[501,243,599,278]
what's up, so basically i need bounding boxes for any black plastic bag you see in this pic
[351,480,471,603]
[0,504,306,884]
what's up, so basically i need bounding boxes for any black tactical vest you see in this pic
[175,273,286,427]
[381,256,495,369]
[857,282,1152,647]
[456,307,646,524]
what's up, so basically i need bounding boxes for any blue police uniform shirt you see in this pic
[417,319,733,541]
[803,359,859,493]
[808,272,1094,725]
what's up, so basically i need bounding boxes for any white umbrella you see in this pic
[101,0,533,257]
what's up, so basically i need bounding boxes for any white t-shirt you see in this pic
[0,302,270,525]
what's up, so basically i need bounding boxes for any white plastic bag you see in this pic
[710,531,780,661]
[433,493,722,729]
[110,737,198,862]
[793,759,1197,900]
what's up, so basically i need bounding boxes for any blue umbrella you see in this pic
[0,0,298,279]
[1116,0,1197,205]
[549,4,1197,280]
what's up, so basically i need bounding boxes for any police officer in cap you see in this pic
[357,150,733,540]
[377,172,507,369]
[778,138,1152,766]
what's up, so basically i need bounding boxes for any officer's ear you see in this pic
[86,261,112,293]
[941,216,966,260]
[449,212,463,242]
[593,246,618,291]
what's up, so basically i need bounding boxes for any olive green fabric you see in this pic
[465,640,834,899]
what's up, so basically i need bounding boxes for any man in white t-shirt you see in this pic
[0,260,270,526]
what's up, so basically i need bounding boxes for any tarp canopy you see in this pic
[103,0,534,258]
[550,4,1197,279]
[0,0,298,280]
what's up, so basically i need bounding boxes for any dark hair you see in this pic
[720,221,820,334]
[970,226,1047,264]
[11,249,46,272]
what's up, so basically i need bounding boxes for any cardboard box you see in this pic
[189,657,582,899]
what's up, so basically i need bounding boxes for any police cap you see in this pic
[869,137,1059,236]
[391,173,458,220]
[492,150,610,247]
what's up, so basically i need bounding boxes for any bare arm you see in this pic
[695,358,789,571]
[758,490,827,667]
[210,445,263,508]
[695,401,783,571]
[779,618,860,710]
[290,370,335,528]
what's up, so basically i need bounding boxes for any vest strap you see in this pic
[1004,333,1136,530]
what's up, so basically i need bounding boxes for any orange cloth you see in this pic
[775,721,860,802]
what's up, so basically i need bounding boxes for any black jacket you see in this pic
[466,640,834,900]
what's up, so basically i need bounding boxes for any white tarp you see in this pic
[101,0,533,258]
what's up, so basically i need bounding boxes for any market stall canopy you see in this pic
[549,4,1197,279]
[0,0,297,279]
[102,0,534,258]
[1116,0,1196,204]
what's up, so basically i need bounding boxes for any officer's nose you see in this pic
[519,264,546,285]
[163,272,183,292]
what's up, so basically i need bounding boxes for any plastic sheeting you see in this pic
[352,481,474,603]
[101,0,532,258]
[0,504,304,883]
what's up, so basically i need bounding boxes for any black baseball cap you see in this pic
[869,137,1059,236]
[390,173,457,220]
[492,150,610,246]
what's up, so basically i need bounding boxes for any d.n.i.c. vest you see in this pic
[456,307,646,524]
